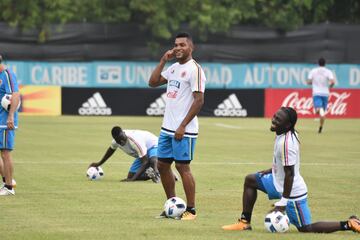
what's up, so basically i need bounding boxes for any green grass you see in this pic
[1,116,359,240]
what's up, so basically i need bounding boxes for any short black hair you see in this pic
[111,126,122,138]
[318,57,326,66]
[175,32,192,41]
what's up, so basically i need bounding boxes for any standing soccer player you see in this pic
[222,107,360,233]
[307,57,335,133]
[0,55,20,196]
[149,32,206,220]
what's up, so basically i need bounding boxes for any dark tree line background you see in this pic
[1,0,359,42]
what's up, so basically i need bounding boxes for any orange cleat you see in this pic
[180,211,197,220]
[222,219,252,231]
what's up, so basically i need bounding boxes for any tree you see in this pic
[0,0,359,43]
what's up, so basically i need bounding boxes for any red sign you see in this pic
[265,89,360,118]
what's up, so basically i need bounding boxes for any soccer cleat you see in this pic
[222,219,252,231]
[348,215,360,233]
[180,211,197,220]
[318,126,323,133]
[1,179,16,188]
[145,167,160,183]
[0,186,15,196]
[155,211,168,219]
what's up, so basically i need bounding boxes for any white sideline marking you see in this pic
[214,123,242,129]
[15,161,360,167]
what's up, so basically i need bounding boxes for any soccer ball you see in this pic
[86,166,104,180]
[163,197,187,219]
[1,94,20,111]
[264,211,290,233]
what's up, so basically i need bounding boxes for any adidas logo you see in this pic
[146,93,167,116]
[214,93,247,117]
[78,92,112,116]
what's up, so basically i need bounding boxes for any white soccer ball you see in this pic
[264,211,290,233]
[164,197,187,219]
[86,166,104,180]
[1,94,20,111]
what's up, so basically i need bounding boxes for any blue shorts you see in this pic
[157,132,196,161]
[0,129,15,150]
[128,147,157,173]
[313,95,328,110]
[255,172,312,228]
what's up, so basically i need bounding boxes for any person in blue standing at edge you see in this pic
[0,55,20,196]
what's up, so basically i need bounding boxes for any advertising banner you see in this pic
[7,61,360,89]
[19,86,61,116]
[265,89,360,118]
[62,88,264,117]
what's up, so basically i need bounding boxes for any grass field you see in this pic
[1,116,359,240]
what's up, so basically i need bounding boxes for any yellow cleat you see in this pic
[180,211,197,220]
[222,219,252,231]
[348,216,360,233]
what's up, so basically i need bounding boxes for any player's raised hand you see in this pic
[161,49,175,62]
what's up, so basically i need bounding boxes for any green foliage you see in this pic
[0,0,359,42]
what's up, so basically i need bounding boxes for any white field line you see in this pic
[214,123,243,129]
[14,161,360,167]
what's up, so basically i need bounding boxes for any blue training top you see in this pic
[0,68,19,129]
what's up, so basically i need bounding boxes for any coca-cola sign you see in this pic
[265,89,360,118]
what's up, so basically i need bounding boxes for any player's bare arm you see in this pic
[148,49,174,87]
[175,92,204,140]
[272,165,294,212]
[6,92,20,130]
[329,78,335,88]
[89,147,115,168]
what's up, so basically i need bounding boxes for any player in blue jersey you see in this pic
[0,55,20,196]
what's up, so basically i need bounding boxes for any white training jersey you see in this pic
[272,131,308,198]
[110,130,158,158]
[160,59,206,138]
[308,67,334,96]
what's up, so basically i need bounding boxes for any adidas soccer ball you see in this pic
[164,197,187,219]
[86,166,104,180]
[264,211,290,233]
[1,94,20,111]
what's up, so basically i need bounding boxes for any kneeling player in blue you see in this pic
[222,107,360,233]
[89,126,161,183]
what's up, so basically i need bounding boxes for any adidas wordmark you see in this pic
[78,92,112,116]
[214,93,247,117]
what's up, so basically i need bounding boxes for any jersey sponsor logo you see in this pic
[146,93,166,116]
[78,92,112,115]
[169,80,180,88]
[214,93,248,117]
[167,91,178,98]
[281,91,350,115]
